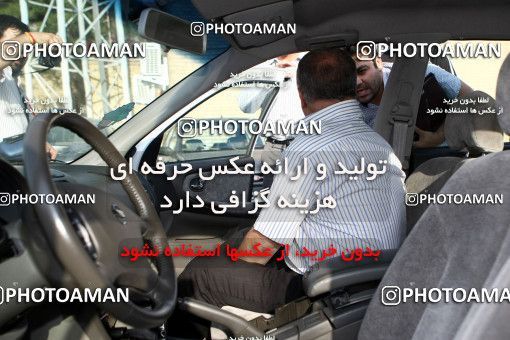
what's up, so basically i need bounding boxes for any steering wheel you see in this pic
[23,113,176,328]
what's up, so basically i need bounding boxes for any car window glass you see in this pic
[158,83,276,163]
[381,40,510,145]
[0,1,228,164]
[448,40,510,142]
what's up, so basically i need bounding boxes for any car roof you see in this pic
[75,1,510,166]
[191,0,510,50]
[193,0,506,20]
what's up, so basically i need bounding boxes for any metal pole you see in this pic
[76,0,93,117]
[19,0,33,101]
[114,0,132,105]
[92,0,111,113]
[56,0,73,110]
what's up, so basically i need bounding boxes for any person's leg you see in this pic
[168,252,303,338]
[178,253,303,313]
[169,227,303,337]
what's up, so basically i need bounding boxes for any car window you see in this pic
[0,1,229,164]
[380,40,510,145]
[158,82,277,163]
[417,40,510,145]
[448,40,510,142]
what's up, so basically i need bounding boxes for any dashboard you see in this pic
[0,158,157,227]
[0,157,159,333]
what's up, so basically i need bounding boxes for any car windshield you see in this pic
[0,1,229,163]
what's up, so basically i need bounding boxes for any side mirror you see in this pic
[138,8,206,54]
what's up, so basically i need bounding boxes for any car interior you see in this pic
[0,0,510,339]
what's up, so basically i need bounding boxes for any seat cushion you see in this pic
[405,157,468,233]
[452,257,510,340]
[303,249,397,297]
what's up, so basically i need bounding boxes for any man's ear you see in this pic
[375,57,383,69]
[298,89,307,113]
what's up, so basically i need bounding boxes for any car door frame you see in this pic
[130,69,284,274]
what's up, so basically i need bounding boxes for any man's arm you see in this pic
[237,228,280,265]
[413,64,474,148]
[0,32,62,73]
[239,150,313,265]
[413,125,445,148]
[426,63,473,98]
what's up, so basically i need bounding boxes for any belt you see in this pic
[267,137,293,146]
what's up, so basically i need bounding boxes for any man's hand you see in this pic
[238,228,280,265]
[46,142,57,160]
[413,126,445,148]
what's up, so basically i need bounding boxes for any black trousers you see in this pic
[177,229,304,313]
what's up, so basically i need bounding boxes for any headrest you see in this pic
[496,54,510,134]
[444,90,504,155]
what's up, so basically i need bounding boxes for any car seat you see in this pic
[275,51,509,340]
[358,97,510,339]
[405,90,504,232]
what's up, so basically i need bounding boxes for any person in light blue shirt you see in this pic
[353,54,473,148]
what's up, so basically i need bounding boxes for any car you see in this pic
[184,139,206,151]
[159,118,267,163]
[0,1,509,339]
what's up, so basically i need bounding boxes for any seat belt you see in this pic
[374,55,428,171]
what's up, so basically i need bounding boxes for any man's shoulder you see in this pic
[425,63,461,81]
[288,124,383,154]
